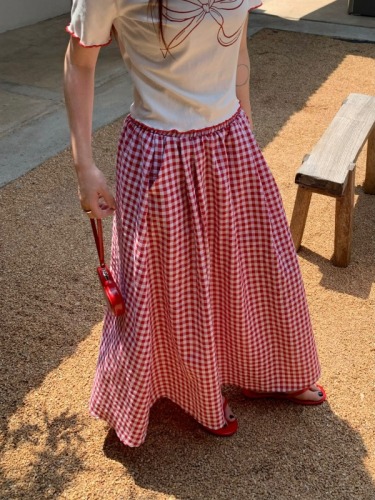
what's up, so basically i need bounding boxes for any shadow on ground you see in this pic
[104,390,375,499]
[298,185,375,298]
[250,30,374,149]
[0,125,120,498]
[0,411,85,498]
[250,30,375,297]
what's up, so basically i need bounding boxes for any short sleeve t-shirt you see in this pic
[67,0,262,131]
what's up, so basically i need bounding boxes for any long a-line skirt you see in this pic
[89,108,321,447]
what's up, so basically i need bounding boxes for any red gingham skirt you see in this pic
[90,108,321,447]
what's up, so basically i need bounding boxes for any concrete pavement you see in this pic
[0,0,374,187]
[0,15,132,187]
[249,0,375,40]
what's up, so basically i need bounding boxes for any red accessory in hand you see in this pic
[90,218,126,317]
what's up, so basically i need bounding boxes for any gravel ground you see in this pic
[1,30,374,499]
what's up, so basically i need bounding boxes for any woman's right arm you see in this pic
[64,38,116,218]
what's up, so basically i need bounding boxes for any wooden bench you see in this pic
[290,93,375,267]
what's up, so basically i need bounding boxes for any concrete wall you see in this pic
[0,0,71,33]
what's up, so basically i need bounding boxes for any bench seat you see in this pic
[290,93,375,267]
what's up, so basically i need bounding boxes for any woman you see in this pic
[64,0,326,448]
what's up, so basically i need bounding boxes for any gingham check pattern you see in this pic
[89,109,321,447]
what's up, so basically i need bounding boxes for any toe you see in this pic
[295,386,324,402]
[222,397,236,422]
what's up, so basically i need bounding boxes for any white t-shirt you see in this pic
[67,0,262,131]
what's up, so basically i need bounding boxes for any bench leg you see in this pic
[290,186,312,251]
[333,169,355,267]
[363,125,375,195]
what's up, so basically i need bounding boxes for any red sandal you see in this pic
[204,398,238,436]
[242,385,327,406]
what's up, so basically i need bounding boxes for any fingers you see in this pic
[99,190,116,214]
[82,195,116,219]
[78,167,116,219]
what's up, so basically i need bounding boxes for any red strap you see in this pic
[90,218,105,267]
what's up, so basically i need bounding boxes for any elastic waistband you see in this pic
[125,107,243,138]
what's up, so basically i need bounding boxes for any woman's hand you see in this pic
[76,163,116,218]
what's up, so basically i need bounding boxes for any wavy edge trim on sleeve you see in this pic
[249,2,262,12]
[65,26,112,48]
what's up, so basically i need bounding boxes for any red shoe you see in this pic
[242,385,327,406]
[204,398,238,436]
